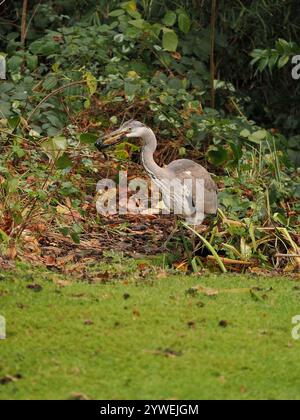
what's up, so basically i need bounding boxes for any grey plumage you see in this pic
[95,120,218,225]
[167,159,218,215]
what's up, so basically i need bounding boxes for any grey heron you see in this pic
[95,120,218,226]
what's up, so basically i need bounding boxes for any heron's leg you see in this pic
[161,217,180,250]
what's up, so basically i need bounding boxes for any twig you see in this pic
[27,81,87,123]
[275,254,300,258]
[24,2,41,42]
[0,129,25,140]
[229,97,246,118]
[21,0,28,45]
[207,256,255,266]
[210,0,217,108]
[13,159,55,240]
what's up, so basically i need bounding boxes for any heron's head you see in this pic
[95,120,147,151]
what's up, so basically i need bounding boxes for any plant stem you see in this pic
[21,0,28,45]
[210,0,217,108]
[182,222,227,273]
[27,81,87,123]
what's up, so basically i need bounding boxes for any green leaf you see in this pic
[208,146,229,166]
[276,38,290,53]
[162,29,178,52]
[240,129,251,138]
[124,81,139,98]
[129,19,146,29]
[258,57,269,72]
[27,54,38,71]
[273,212,287,226]
[12,143,25,158]
[179,147,186,157]
[80,133,99,144]
[109,9,125,17]
[53,136,67,151]
[229,142,243,162]
[8,116,20,130]
[162,11,177,27]
[29,40,60,56]
[278,55,290,69]
[85,72,97,95]
[182,223,227,273]
[42,76,58,91]
[126,9,141,19]
[122,0,138,13]
[248,129,267,143]
[46,112,64,128]
[42,136,67,158]
[56,153,73,170]
[0,229,9,244]
[7,56,23,73]
[71,232,81,244]
[178,13,191,34]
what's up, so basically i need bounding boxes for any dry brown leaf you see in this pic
[44,255,57,266]
[7,244,17,260]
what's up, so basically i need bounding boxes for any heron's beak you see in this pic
[95,128,130,151]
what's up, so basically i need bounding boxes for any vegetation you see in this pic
[1,264,300,400]
[0,0,300,401]
[0,1,299,274]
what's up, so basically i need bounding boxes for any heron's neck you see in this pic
[141,129,166,180]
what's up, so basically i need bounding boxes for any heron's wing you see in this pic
[167,159,218,215]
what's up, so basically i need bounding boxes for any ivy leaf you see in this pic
[178,13,191,34]
[162,29,178,52]
[129,19,146,29]
[163,11,177,27]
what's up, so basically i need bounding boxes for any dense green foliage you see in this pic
[0,0,299,272]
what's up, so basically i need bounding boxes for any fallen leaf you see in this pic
[0,374,22,385]
[69,392,90,400]
[7,244,17,260]
[27,284,43,292]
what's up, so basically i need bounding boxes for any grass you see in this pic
[0,263,300,400]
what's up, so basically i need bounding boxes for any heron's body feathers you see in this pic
[167,159,218,215]
[96,120,218,226]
